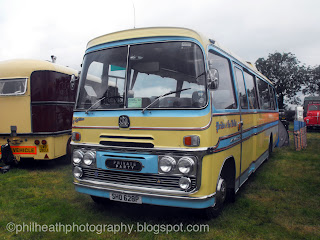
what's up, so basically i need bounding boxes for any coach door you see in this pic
[233,66,251,185]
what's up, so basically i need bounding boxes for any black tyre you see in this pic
[268,136,273,158]
[65,137,72,162]
[226,186,236,203]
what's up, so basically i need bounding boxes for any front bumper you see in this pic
[75,181,215,209]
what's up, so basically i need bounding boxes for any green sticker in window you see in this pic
[110,65,126,71]
[128,98,142,108]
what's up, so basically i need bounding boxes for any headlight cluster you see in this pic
[72,149,96,166]
[72,149,96,180]
[158,155,197,191]
[159,155,196,175]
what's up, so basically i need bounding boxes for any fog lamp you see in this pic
[179,177,191,190]
[73,166,83,179]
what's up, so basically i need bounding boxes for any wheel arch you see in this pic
[216,155,236,191]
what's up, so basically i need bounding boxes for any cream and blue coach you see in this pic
[71,27,279,217]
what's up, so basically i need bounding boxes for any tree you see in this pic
[255,52,305,109]
[302,65,320,96]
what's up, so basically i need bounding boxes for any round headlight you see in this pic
[178,157,194,174]
[159,156,176,173]
[83,151,96,166]
[73,166,83,179]
[72,150,84,164]
[179,177,191,190]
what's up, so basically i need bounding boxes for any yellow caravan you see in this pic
[71,27,279,217]
[0,59,78,164]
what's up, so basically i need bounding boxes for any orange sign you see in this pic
[0,146,37,155]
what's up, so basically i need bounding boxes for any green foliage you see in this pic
[303,65,320,96]
[255,52,306,109]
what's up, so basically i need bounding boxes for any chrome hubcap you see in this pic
[217,178,227,203]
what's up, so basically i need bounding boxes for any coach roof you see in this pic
[0,59,77,79]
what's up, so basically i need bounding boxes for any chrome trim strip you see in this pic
[32,101,75,105]
[212,111,278,116]
[74,181,215,200]
[73,125,119,130]
[130,116,212,131]
[209,120,278,154]
[72,114,212,131]
[71,142,208,154]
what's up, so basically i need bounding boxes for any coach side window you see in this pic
[268,85,276,110]
[256,78,271,110]
[208,51,237,109]
[234,67,249,109]
[243,71,259,109]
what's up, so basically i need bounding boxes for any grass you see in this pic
[0,129,319,239]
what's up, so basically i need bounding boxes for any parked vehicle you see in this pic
[303,96,320,117]
[0,59,78,164]
[304,104,320,129]
[71,27,279,217]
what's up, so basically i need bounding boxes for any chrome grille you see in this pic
[82,168,196,192]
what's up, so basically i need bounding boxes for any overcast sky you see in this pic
[0,0,319,71]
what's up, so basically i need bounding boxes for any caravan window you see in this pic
[0,78,27,96]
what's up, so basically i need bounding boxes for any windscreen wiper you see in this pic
[85,97,106,114]
[141,88,191,114]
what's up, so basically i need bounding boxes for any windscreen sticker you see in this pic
[128,98,142,108]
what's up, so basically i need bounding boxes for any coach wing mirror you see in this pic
[207,68,219,90]
[70,74,78,91]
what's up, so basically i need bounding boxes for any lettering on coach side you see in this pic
[73,117,85,124]
[216,119,237,133]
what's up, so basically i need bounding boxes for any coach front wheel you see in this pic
[204,177,227,218]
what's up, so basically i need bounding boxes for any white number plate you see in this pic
[110,192,142,204]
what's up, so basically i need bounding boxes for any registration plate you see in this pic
[110,192,142,204]
[39,145,49,152]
